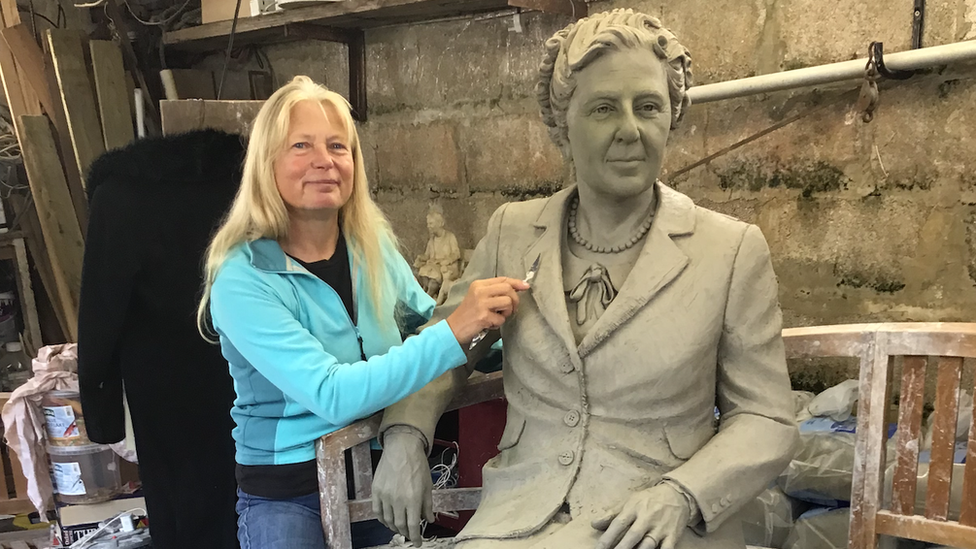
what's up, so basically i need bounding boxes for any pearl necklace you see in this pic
[567,194,654,254]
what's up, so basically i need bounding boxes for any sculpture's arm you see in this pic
[663,224,799,534]
[379,205,507,447]
[372,204,508,546]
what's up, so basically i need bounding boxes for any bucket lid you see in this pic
[46,444,112,456]
[45,390,80,399]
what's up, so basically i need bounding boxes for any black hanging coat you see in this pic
[78,130,244,549]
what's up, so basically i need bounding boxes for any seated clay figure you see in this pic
[374,9,799,549]
[415,206,462,305]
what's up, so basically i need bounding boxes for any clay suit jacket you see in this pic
[381,182,799,549]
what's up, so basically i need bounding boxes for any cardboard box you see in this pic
[202,0,255,24]
[53,496,147,547]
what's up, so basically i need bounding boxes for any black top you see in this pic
[237,234,357,499]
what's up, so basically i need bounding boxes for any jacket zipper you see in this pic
[293,266,366,362]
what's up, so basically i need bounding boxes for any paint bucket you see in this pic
[42,390,90,446]
[47,444,121,504]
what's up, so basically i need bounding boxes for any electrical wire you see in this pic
[216,0,244,100]
[29,11,58,27]
[122,0,192,27]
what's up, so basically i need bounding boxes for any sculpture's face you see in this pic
[566,48,671,200]
[427,213,445,233]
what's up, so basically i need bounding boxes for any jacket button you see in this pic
[711,503,721,514]
[557,450,575,466]
[560,362,575,373]
[721,496,731,507]
[564,410,580,427]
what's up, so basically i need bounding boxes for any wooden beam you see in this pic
[90,40,135,151]
[876,511,976,549]
[46,30,106,191]
[0,14,41,136]
[11,238,42,351]
[15,115,84,342]
[347,29,366,121]
[159,99,263,135]
[508,0,586,17]
[163,0,511,49]
[0,24,57,117]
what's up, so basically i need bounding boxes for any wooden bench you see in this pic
[783,323,976,549]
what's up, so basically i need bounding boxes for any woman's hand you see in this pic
[446,277,529,344]
[592,482,693,549]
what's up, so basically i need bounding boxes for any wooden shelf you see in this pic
[162,0,585,52]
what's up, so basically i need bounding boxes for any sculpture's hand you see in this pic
[592,482,691,549]
[372,430,434,548]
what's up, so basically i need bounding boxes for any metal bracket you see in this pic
[912,0,925,50]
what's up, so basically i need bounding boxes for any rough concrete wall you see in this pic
[196,1,976,390]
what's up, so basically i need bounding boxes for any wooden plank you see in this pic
[5,449,27,505]
[159,99,263,135]
[317,438,353,549]
[960,372,976,526]
[0,499,32,516]
[348,487,482,522]
[849,336,891,549]
[350,443,372,500]
[163,0,510,50]
[893,356,927,515]
[0,25,56,118]
[926,356,963,521]
[6,193,70,339]
[15,115,83,342]
[11,238,42,351]
[90,40,134,151]
[0,5,41,130]
[1,24,90,230]
[46,30,106,191]
[876,511,976,549]
[0,443,12,500]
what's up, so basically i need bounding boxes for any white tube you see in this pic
[687,40,976,104]
[134,88,146,139]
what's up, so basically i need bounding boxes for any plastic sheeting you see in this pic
[741,486,806,548]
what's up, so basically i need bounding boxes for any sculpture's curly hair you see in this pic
[537,9,693,155]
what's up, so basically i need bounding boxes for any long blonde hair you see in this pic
[197,75,397,340]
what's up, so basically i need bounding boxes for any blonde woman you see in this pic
[197,76,527,549]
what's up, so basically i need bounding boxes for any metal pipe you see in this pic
[687,40,976,104]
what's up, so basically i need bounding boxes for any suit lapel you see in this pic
[578,182,697,356]
[523,189,579,361]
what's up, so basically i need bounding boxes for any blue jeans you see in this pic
[236,488,394,549]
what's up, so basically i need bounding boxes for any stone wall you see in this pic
[197,0,976,389]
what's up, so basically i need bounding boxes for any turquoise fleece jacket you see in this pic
[210,237,466,465]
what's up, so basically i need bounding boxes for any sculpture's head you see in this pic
[426,206,446,234]
[537,9,692,199]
